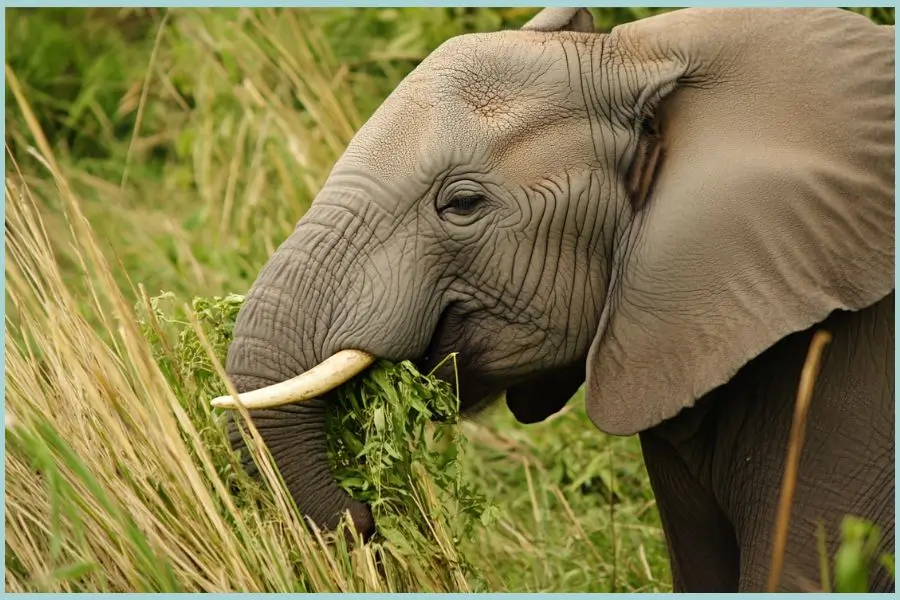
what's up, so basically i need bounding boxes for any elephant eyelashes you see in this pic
[626,114,664,212]
[438,193,486,219]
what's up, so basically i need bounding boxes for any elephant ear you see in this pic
[584,8,895,436]
[521,7,595,33]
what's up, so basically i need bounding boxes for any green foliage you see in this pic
[136,292,496,589]
[326,358,498,587]
[327,358,494,527]
[833,516,894,592]
[138,291,245,399]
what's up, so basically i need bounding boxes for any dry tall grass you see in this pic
[3,113,478,594]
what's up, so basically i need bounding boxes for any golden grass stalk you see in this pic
[766,329,832,592]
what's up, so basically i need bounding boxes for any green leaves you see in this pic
[322,356,498,588]
[833,516,894,593]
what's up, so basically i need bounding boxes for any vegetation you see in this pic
[5,6,894,592]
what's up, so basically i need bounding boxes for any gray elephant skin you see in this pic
[223,7,895,592]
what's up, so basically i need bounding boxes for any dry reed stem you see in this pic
[766,329,832,592]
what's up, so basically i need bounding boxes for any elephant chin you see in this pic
[416,335,584,422]
[505,363,586,424]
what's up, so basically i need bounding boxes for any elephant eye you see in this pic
[439,193,486,218]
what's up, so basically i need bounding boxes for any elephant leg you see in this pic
[734,454,895,593]
[697,297,895,592]
[728,384,895,593]
[639,430,740,592]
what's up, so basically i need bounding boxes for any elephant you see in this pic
[219,7,895,593]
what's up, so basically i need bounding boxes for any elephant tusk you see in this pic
[211,349,377,410]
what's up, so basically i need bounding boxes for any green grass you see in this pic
[5,6,894,593]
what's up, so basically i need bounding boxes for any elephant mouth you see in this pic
[415,303,509,414]
[213,348,505,426]
[213,304,508,415]
[414,303,461,384]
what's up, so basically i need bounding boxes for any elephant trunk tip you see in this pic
[345,500,376,544]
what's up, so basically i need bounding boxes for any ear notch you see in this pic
[583,9,894,437]
[521,8,596,33]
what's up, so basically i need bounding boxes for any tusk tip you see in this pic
[210,395,237,409]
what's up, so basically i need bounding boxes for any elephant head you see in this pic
[221,8,894,539]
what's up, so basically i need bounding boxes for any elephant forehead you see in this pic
[338,90,479,183]
[427,34,562,112]
[425,32,591,119]
[340,34,595,181]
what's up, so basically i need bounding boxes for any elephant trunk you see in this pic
[224,223,376,540]
[224,386,374,539]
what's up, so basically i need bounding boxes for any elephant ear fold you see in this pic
[521,8,595,33]
[583,8,894,437]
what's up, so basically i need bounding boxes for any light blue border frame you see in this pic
[1,1,895,597]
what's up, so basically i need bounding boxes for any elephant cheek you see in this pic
[505,363,585,424]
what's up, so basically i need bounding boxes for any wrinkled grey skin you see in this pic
[224,8,894,592]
